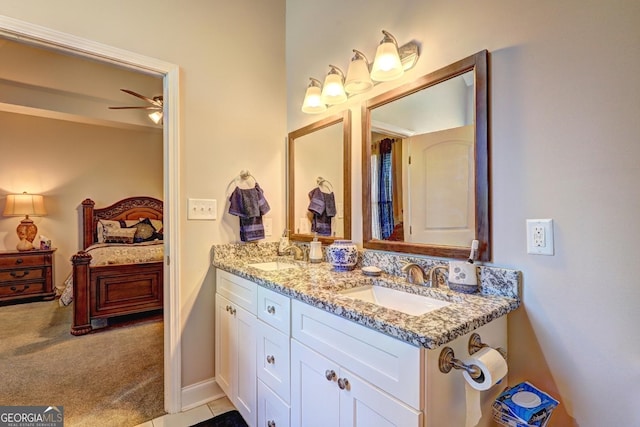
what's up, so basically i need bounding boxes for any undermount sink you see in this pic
[339,285,450,316]
[248,261,298,271]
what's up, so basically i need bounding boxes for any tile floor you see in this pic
[134,396,237,427]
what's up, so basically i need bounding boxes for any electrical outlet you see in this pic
[264,218,273,236]
[526,219,554,255]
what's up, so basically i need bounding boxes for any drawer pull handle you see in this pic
[16,258,23,264]
[267,421,276,427]
[325,369,336,381]
[10,271,29,278]
[338,377,350,390]
[10,285,30,293]
[267,305,276,315]
[266,355,275,364]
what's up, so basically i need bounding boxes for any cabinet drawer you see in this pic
[0,281,46,297]
[258,286,290,334]
[256,320,290,403]
[0,254,46,268]
[216,269,257,315]
[258,379,290,427]
[292,299,423,409]
[0,268,44,283]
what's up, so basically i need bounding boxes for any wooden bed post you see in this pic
[81,198,95,250]
[70,251,92,336]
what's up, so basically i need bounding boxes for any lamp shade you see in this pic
[3,193,47,217]
[148,111,163,124]
[344,50,373,94]
[320,65,347,105]
[371,31,404,82]
[301,78,327,114]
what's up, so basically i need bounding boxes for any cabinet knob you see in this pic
[338,377,350,390]
[266,355,275,364]
[325,369,336,381]
[267,305,276,315]
[225,305,231,312]
[16,258,23,264]
[267,421,276,427]
[230,307,236,315]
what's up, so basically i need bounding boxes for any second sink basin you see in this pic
[339,285,450,316]
[248,261,298,271]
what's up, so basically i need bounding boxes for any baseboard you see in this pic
[181,378,224,411]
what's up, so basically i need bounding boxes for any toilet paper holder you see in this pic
[439,333,507,379]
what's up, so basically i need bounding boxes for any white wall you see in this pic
[287,1,640,426]
[0,0,287,391]
[0,111,162,288]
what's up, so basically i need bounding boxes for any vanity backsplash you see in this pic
[212,242,520,300]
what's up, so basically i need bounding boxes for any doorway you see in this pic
[0,15,181,413]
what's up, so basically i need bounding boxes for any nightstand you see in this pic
[0,248,56,305]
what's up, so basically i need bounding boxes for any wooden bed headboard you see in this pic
[81,196,163,250]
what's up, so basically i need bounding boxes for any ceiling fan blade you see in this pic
[109,106,162,110]
[120,89,163,107]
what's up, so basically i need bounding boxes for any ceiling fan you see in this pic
[109,89,163,124]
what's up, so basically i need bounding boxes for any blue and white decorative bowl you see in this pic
[326,240,358,271]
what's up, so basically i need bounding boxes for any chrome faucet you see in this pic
[282,244,305,261]
[401,263,428,285]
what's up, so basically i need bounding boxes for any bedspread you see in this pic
[59,241,164,306]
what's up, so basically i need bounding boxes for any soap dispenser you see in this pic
[309,234,323,263]
[278,229,289,255]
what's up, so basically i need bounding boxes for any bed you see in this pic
[70,196,164,336]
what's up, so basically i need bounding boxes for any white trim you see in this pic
[0,15,182,414]
[181,378,224,411]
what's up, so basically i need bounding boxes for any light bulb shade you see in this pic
[345,55,373,94]
[301,82,326,114]
[3,193,47,217]
[320,67,347,105]
[371,41,404,82]
[148,111,163,124]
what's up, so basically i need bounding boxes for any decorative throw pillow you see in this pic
[97,220,122,243]
[126,218,157,243]
[103,227,137,244]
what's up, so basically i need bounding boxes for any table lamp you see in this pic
[3,192,47,251]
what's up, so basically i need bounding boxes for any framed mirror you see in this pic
[288,111,351,243]
[362,50,489,260]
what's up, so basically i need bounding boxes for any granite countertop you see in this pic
[212,247,520,350]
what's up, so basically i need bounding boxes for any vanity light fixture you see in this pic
[370,30,404,82]
[320,65,348,105]
[301,78,327,113]
[344,49,374,95]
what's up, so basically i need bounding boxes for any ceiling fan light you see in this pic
[371,30,404,82]
[148,111,163,124]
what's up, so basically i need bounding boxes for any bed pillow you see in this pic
[103,227,137,244]
[97,220,122,243]
[125,218,158,243]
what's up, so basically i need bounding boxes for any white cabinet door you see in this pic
[291,340,341,427]
[258,379,290,427]
[256,320,290,403]
[235,304,257,426]
[338,367,422,427]
[215,292,257,427]
[215,293,234,398]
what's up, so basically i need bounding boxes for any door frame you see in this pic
[0,15,182,413]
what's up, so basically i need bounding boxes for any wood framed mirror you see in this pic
[362,50,489,260]
[288,111,351,243]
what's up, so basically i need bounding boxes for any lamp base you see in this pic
[16,216,38,251]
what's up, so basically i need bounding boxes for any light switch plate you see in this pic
[526,219,554,255]
[187,198,217,220]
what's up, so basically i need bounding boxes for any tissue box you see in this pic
[492,381,559,427]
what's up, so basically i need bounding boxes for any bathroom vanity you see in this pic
[213,243,519,427]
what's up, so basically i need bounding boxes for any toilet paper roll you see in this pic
[462,347,508,427]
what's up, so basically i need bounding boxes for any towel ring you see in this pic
[317,176,333,191]
[226,169,257,194]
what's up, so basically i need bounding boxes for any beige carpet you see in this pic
[0,300,165,426]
